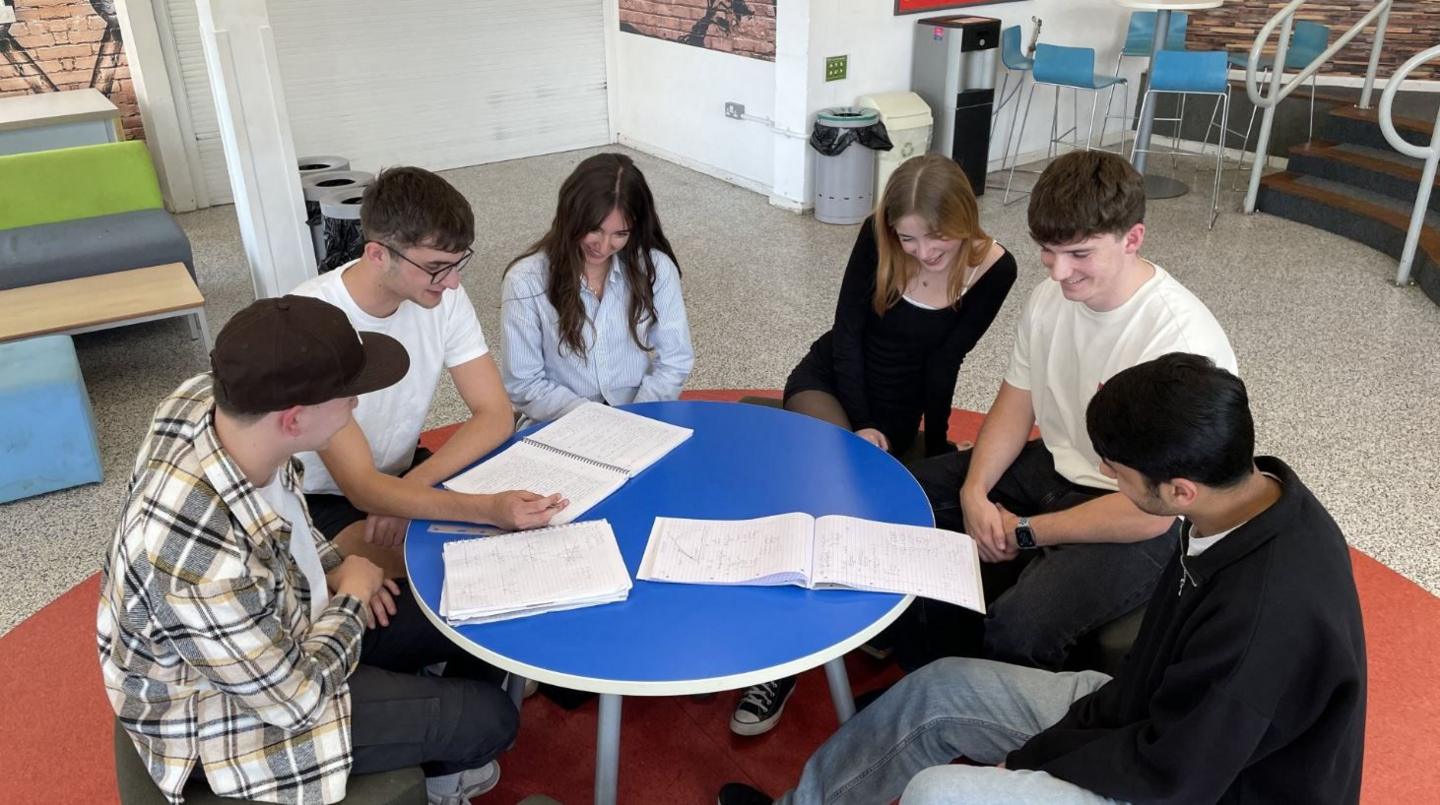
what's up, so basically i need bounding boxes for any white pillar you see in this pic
[195,0,317,298]
[770,0,812,210]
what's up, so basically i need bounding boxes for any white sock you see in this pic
[425,771,463,796]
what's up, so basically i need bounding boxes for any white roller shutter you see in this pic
[157,0,610,208]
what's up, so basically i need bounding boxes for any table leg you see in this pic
[594,693,623,805]
[505,673,527,713]
[1130,9,1190,199]
[823,657,856,724]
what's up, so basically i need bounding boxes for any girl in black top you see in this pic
[732,157,1018,740]
[786,154,1017,458]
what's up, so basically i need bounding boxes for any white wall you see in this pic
[609,0,1144,207]
[790,0,1144,206]
[611,28,776,194]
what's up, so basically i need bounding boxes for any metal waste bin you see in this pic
[912,15,1001,194]
[318,190,365,273]
[811,107,891,225]
[301,170,372,266]
[856,91,933,199]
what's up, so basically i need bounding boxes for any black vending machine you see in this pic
[910,15,1001,194]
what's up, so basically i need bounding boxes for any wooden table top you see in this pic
[0,89,120,133]
[0,263,203,342]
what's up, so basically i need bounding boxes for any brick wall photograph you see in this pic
[1187,0,1440,82]
[620,0,777,61]
[0,0,142,139]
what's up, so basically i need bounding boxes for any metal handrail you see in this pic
[1242,0,1394,212]
[1378,44,1440,286]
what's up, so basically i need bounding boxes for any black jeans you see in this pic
[903,440,1178,671]
[348,586,518,777]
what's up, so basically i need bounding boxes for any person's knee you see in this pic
[901,765,994,804]
[983,602,1072,671]
[445,679,519,766]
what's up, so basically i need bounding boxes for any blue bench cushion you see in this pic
[0,209,194,291]
[0,335,102,503]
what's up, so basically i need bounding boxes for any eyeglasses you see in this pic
[373,241,474,285]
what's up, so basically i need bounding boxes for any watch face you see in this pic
[1016,526,1036,549]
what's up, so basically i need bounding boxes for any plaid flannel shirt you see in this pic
[97,374,367,804]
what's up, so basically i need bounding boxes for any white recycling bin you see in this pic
[856,91,933,198]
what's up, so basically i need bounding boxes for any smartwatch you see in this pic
[1015,517,1038,550]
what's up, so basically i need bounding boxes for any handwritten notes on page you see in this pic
[443,442,621,525]
[812,515,984,613]
[528,402,693,473]
[638,514,813,586]
[440,519,631,625]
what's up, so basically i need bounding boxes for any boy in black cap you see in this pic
[99,296,515,805]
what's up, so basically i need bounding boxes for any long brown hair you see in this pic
[872,155,993,315]
[506,153,680,358]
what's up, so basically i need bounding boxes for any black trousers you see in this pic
[896,440,1178,671]
[348,586,518,777]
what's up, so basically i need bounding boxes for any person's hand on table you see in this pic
[484,490,568,531]
[962,485,1011,563]
[855,428,890,451]
[363,513,409,547]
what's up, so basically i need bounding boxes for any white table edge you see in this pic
[405,569,916,697]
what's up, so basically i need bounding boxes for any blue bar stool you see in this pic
[992,25,1035,145]
[1133,50,1231,228]
[1005,44,1129,205]
[1116,10,1190,73]
[1227,20,1330,173]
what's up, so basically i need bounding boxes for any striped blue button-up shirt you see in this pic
[501,249,694,425]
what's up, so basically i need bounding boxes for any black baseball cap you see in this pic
[210,295,409,413]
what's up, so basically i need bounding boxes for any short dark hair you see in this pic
[1028,150,1145,245]
[1086,353,1253,490]
[360,166,474,253]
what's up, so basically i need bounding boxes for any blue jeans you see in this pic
[777,657,1120,805]
[906,441,1178,670]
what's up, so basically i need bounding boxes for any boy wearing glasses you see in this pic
[293,167,566,575]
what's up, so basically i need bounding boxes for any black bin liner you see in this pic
[810,120,894,156]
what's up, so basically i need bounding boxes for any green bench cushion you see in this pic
[0,141,164,230]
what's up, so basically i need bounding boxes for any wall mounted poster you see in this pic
[619,0,777,62]
[896,0,1026,15]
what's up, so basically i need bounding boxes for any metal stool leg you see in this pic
[1004,82,1040,205]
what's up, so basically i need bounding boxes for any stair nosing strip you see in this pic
[1261,172,1440,257]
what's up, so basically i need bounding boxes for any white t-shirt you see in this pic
[257,475,330,621]
[1004,263,1237,490]
[292,261,489,495]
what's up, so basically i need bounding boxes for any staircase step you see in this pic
[1321,106,1434,151]
[1257,172,1440,304]
[1287,140,1440,211]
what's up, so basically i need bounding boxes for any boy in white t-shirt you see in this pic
[293,167,566,576]
[906,150,1238,671]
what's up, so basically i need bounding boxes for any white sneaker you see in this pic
[426,761,500,805]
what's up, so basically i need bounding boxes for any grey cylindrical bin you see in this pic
[318,190,365,274]
[812,107,881,225]
[302,170,372,265]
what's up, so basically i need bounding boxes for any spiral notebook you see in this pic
[637,513,985,613]
[442,402,693,525]
[440,519,632,625]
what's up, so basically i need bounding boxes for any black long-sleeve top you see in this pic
[1009,457,1368,804]
[819,217,1016,456]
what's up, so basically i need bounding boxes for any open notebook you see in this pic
[440,519,632,625]
[637,513,985,613]
[442,402,692,525]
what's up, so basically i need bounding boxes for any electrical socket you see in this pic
[724,102,745,120]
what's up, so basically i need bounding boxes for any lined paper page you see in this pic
[812,515,985,614]
[637,513,814,586]
[442,442,624,524]
[441,520,632,624]
[529,402,692,473]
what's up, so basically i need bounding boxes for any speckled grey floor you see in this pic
[2,146,1437,636]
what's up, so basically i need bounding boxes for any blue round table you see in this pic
[405,400,934,804]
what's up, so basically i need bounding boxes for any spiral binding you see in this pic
[447,518,612,549]
[521,437,632,477]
